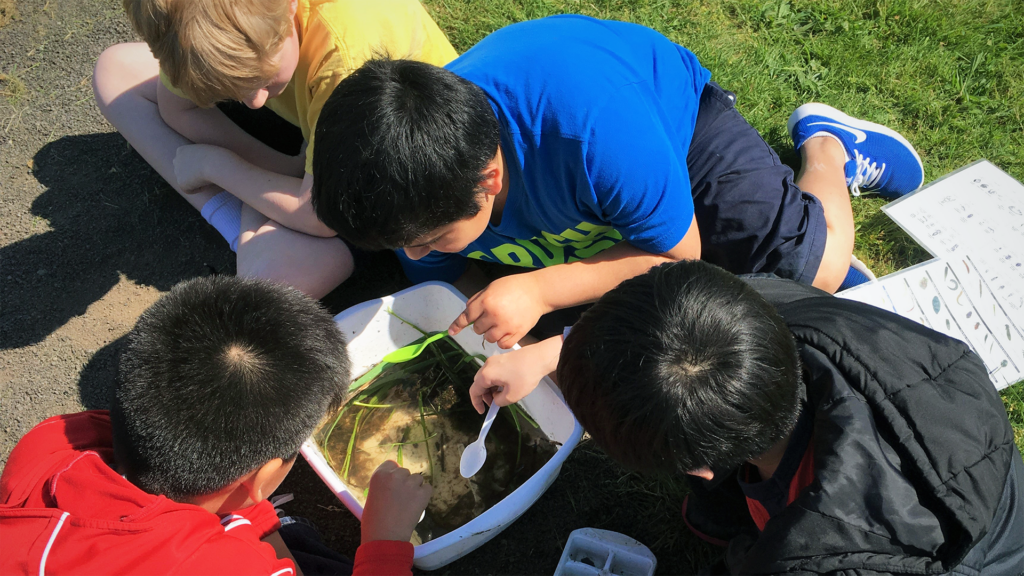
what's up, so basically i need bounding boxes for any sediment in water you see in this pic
[314,336,558,544]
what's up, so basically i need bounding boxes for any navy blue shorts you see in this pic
[278,517,353,576]
[688,82,827,285]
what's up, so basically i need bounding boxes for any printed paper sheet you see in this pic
[838,160,1024,389]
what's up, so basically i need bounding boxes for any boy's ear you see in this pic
[289,0,299,17]
[187,477,250,514]
[247,457,295,503]
[686,467,715,481]
[184,460,296,514]
[478,147,504,197]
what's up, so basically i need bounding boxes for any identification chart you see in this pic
[839,161,1024,389]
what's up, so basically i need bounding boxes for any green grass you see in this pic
[421,0,1024,565]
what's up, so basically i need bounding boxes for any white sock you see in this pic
[200,191,242,252]
[805,131,850,162]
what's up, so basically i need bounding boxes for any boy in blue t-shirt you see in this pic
[311,16,923,370]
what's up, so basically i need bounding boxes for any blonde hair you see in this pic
[124,0,292,107]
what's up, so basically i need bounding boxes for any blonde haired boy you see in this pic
[93,0,458,297]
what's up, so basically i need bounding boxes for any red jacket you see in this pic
[0,411,413,575]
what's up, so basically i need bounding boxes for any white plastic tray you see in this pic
[300,281,584,570]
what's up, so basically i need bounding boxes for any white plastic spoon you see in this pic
[460,401,500,478]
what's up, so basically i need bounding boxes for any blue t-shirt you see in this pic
[398,15,711,283]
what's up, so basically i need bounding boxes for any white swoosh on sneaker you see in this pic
[808,121,867,144]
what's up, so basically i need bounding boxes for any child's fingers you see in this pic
[493,383,512,405]
[497,333,518,349]
[484,326,511,344]
[415,482,434,504]
[472,315,497,336]
[469,378,488,414]
[449,293,485,335]
[470,394,485,414]
[448,311,470,336]
[373,460,400,476]
[471,367,502,413]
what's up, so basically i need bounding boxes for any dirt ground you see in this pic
[0,1,713,573]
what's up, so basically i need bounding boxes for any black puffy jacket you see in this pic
[725,278,1024,575]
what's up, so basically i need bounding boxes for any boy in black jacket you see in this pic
[557,260,1024,575]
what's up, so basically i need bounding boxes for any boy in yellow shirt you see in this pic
[93,0,458,297]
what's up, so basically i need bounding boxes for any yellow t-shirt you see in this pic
[160,0,458,173]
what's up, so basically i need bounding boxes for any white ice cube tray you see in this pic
[554,528,657,576]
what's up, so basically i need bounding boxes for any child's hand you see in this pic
[468,336,562,414]
[449,274,549,349]
[173,144,224,193]
[360,461,432,544]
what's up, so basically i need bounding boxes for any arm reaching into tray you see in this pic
[353,460,432,575]
[469,336,563,414]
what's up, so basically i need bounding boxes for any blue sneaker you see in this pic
[838,254,877,292]
[788,103,924,198]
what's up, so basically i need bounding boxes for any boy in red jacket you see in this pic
[0,276,428,575]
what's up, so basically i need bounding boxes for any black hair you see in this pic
[311,57,501,250]
[557,261,802,475]
[111,276,350,500]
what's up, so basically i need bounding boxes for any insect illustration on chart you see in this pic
[945,267,959,291]
[989,359,1008,377]
[900,279,929,325]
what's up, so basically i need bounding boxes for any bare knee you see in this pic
[239,253,354,299]
[93,43,158,118]
[237,224,355,299]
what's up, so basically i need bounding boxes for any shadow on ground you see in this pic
[1,133,235,350]
[76,334,126,410]
[70,257,410,412]
[18,129,408,410]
